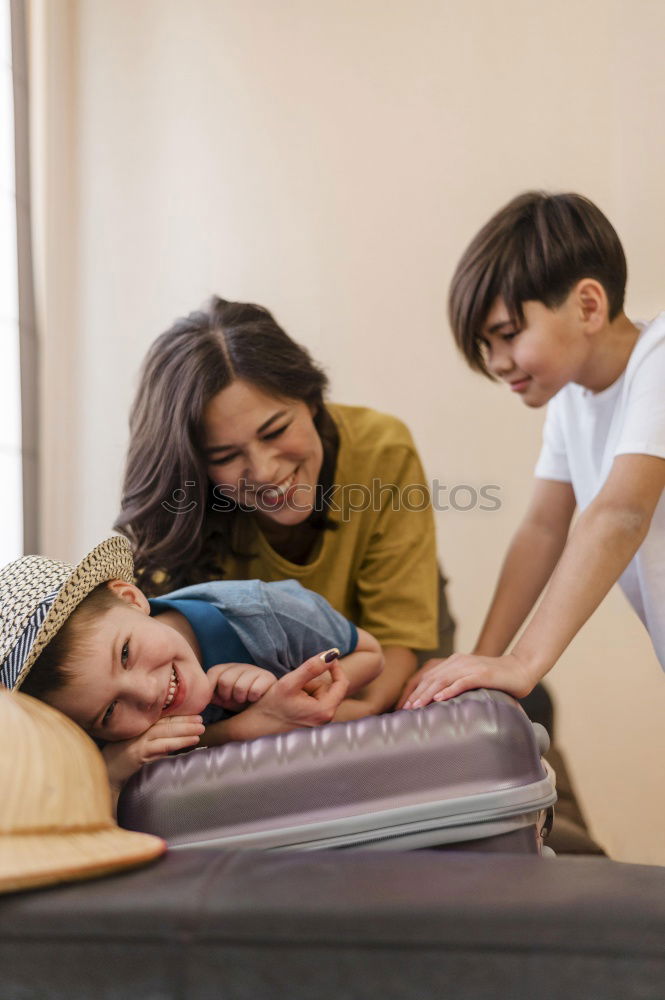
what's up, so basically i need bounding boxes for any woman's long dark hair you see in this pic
[114,296,336,594]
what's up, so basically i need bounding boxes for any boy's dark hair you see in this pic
[20,583,124,701]
[448,191,628,377]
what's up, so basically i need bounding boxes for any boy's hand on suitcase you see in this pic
[101,715,205,790]
[399,652,536,708]
[207,662,278,711]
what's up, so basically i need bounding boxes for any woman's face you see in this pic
[202,379,324,527]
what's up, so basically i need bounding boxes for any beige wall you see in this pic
[32,0,665,863]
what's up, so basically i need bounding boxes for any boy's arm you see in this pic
[334,645,414,721]
[306,628,384,697]
[472,478,577,655]
[336,627,384,693]
[511,452,665,680]
[398,478,574,707]
[405,453,665,706]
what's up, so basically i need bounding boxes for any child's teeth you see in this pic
[163,667,178,709]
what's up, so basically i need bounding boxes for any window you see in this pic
[0,0,22,563]
[1,0,38,562]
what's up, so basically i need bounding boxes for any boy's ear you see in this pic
[573,278,608,333]
[106,579,151,615]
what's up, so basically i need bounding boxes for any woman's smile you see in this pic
[261,468,299,506]
[202,379,324,526]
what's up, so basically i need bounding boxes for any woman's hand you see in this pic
[301,633,385,711]
[399,651,537,708]
[396,657,439,709]
[207,662,278,711]
[204,652,350,745]
[254,652,349,728]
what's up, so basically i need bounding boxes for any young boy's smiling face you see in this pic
[480,293,593,408]
[47,583,212,742]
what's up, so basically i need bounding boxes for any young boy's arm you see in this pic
[334,642,411,722]
[471,478,577,657]
[398,478,574,707]
[336,627,384,692]
[403,453,665,706]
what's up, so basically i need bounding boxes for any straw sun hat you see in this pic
[0,688,166,894]
[0,535,134,692]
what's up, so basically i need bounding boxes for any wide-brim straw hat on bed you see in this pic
[0,535,134,692]
[0,688,166,894]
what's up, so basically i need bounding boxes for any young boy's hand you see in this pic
[399,652,536,708]
[207,662,279,712]
[101,715,205,791]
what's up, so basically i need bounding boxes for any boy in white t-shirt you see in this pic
[401,191,665,708]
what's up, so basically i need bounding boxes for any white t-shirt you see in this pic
[534,312,665,670]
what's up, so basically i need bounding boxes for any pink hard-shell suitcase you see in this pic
[118,689,557,854]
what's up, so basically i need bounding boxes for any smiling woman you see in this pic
[115,297,336,588]
[115,296,454,715]
[202,379,324,531]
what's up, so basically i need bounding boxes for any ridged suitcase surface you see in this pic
[118,689,556,853]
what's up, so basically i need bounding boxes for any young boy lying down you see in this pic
[0,536,382,804]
